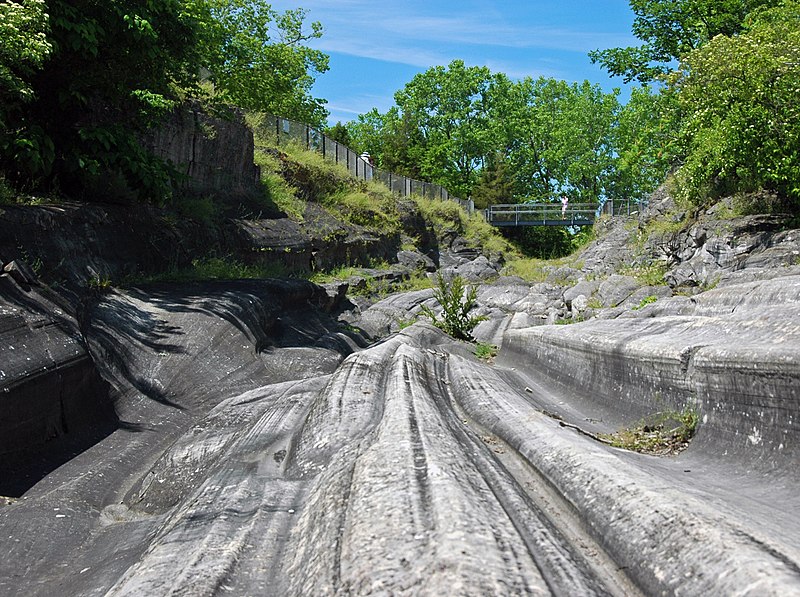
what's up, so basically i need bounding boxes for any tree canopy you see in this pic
[346,61,666,209]
[668,0,800,204]
[345,0,799,216]
[0,0,329,200]
[589,0,783,83]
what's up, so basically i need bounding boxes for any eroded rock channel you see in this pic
[1,195,799,595]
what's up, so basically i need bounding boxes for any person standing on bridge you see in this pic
[561,195,569,219]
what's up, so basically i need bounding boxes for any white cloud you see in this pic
[278,2,636,66]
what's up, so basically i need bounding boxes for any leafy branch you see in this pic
[420,274,487,341]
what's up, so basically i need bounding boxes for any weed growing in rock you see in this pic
[420,275,487,341]
[632,295,659,310]
[396,317,417,330]
[555,314,586,325]
[586,297,604,310]
[474,342,498,361]
[600,406,699,455]
[620,262,668,286]
[87,275,113,293]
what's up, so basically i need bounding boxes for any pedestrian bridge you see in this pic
[484,203,597,227]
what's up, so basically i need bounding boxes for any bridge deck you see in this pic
[485,203,597,227]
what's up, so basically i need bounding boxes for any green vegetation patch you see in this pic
[126,256,292,285]
[620,262,669,286]
[420,274,487,341]
[474,342,498,361]
[600,406,699,456]
[632,295,659,310]
[326,189,400,232]
[503,258,550,283]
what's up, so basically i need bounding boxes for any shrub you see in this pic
[632,295,659,310]
[420,274,487,341]
[668,2,800,208]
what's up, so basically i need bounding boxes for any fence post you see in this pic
[275,117,280,145]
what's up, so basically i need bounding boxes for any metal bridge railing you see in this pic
[485,203,597,227]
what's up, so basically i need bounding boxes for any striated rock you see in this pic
[396,249,436,272]
[563,279,600,307]
[596,274,641,307]
[441,254,500,282]
[3,260,39,288]
[0,202,221,290]
[0,275,113,475]
[501,273,800,466]
[142,102,260,197]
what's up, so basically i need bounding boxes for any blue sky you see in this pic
[266,1,639,125]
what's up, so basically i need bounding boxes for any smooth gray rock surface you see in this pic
[3,318,797,596]
[2,185,800,594]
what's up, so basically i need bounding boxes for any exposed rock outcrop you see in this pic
[1,177,799,595]
[142,103,260,197]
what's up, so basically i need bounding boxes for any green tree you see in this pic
[346,107,424,178]
[608,85,675,203]
[505,226,575,259]
[490,77,620,205]
[0,0,53,182]
[590,0,781,83]
[0,0,52,106]
[188,0,329,127]
[324,121,351,146]
[669,0,800,205]
[1,0,199,197]
[471,152,515,209]
[0,0,331,199]
[393,60,495,198]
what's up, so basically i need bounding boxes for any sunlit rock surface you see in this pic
[1,265,799,595]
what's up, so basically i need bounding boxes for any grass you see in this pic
[411,195,515,258]
[413,195,468,233]
[125,256,293,285]
[325,188,400,232]
[599,406,699,455]
[0,178,54,207]
[396,317,417,330]
[170,194,220,227]
[252,136,404,234]
[586,297,604,310]
[555,315,585,325]
[474,342,498,361]
[503,258,550,283]
[309,262,432,298]
[620,262,669,286]
[464,212,517,256]
[503,252,585,285]
[632,295,659,310]
[87,274,113,293]
[253,150,306,221]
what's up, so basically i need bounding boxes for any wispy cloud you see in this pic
[288,2,636,65]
